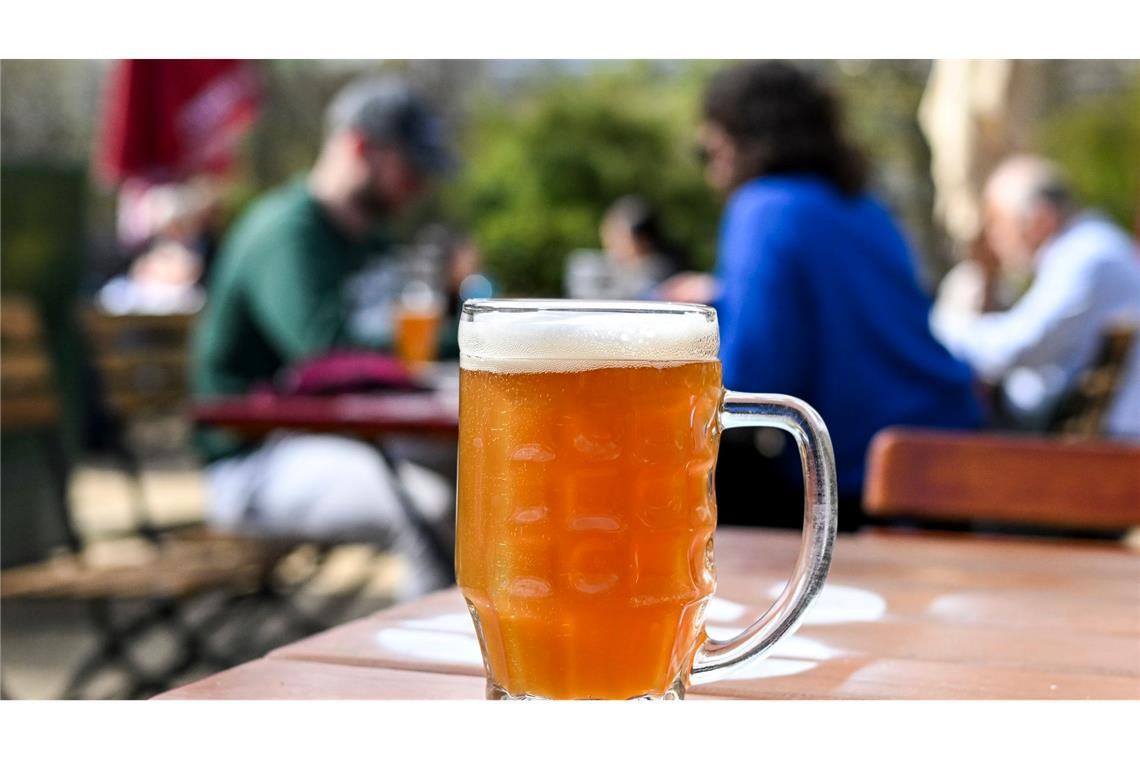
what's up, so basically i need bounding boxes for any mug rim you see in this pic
[461,298,716,321]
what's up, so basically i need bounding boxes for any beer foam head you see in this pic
[459,299,719,372]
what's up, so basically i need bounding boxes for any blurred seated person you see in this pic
[98,182,217,314]
[192,77,458,598]
[932,155,1140,437]
[660,62,983,530]
[932,233,1024,320]
[565,196,686,300]
[97,240,206,314]
[415,223,494,320]
[599,195,687,299]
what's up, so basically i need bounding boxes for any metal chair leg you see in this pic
[374,443,456,584]
[62,600,157,700]
[40,430,82,554]
[108,433,163,544]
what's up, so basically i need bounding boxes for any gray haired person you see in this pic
[933,154,1140,436]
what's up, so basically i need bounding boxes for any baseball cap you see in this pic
[326,76,458,176]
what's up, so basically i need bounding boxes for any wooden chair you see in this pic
[1,296,294,699]
[79,308,198,537]
[82,310,195,421]
[864,426,1140,534]
[1049,322,1138,436]
[80,305,356,624]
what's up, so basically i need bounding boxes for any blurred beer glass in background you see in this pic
[394,269,445,370]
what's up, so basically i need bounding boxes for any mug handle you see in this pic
[689,391,839,686]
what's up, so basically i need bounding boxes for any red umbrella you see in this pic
[98,59,261,185]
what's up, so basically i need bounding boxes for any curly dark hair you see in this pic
[702,61,867,195]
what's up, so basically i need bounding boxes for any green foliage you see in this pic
[835,62,937,258]
[444,64,722,295]
[0,165,93,452]
[1038,79,1140,229]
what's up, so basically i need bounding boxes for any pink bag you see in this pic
[277,351,428,396]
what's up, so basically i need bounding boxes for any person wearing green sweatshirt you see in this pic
[193,76,457,599]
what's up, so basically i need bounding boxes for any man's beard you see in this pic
[348,178,392,225]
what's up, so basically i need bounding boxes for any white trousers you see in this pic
[206,434,453,594]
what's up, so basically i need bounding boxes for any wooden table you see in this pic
[192,379,462,581]
[158,527,1140,699]
[192,391,459,438]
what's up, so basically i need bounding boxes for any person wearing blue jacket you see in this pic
[662,62,983,530]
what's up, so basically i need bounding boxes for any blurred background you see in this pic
[5,61,1137,297]
[1,59,1138,699]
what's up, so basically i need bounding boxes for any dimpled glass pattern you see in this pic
[456,361,722,699]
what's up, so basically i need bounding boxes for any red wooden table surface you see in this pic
[159,527,1140,700]
[192,391,459,438]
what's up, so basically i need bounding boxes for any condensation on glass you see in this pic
[456,299,837,700]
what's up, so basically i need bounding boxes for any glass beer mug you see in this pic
[456,300,837,700]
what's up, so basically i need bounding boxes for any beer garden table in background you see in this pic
[191,390,460,439]
[157,527,1140,699]
[191,377,461,577]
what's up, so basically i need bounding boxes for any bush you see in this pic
[444,64,722,296]
[1038,79,1140,230]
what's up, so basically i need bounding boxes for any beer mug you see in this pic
[394,280,445,369]
[456,300,837,700]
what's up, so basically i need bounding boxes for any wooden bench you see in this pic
[82,309,195,419]
[1,296,294,699]
[1049,323,1138,436]
[864,426,1140,533]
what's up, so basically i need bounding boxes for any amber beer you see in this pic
[395,307,443,367]
[458,300,839,700]
[394,280,444,368]
[456,302,724,699]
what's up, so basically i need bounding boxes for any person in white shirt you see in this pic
[932,154,1140,437]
